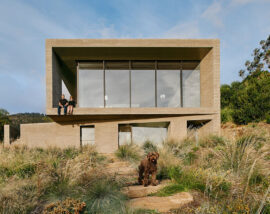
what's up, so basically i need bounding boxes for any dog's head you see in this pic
[147,152,159,164]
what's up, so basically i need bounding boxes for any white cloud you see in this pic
[201,1,224,28]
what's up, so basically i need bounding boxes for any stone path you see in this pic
[128,192,193,213]
[104,155,194,213]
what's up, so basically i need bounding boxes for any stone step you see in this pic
[122,181,169,198]
[128,192,193,213]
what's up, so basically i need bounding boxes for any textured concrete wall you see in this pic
[4,125,10,147]
[52,51,62,107]
[18,114,217,152]
[20,123,80,148]
[95,122,118,153]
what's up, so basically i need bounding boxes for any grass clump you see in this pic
[199,135,225,148]
[115,143,142,162]
[77,173,127,214]
[142,140,158,155]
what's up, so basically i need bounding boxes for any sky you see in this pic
[0,0,270,114]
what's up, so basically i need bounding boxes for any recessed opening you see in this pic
[118,122,169,147]
[80,125,95,146]
[187,120,211,139]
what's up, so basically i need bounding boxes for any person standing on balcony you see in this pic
[58,94,68,115]
[67,96,76,115]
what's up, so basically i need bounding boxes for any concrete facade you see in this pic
[4,125,10,147]
[19,39,220,153]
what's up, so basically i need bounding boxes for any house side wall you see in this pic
[18,114,217,153]
[20,123,80,148]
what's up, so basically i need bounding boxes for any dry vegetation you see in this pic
[0,123,270,214]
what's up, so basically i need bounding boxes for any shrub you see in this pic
[266,113,270,124]
[43,198,86,214]
[115,144,142,162]
[81,175,127,214]
[142,140,158,155]
[221,107,234,123]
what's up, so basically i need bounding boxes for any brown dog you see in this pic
[138,152,159,187]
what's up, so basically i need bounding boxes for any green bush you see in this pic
[266,112,270,124]
[0,163,36,179]
[157,165,181,181]
[221,107,234,123]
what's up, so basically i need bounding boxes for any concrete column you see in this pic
[168,118,187,142]
[4,125,10,147]
[95,122,118,153]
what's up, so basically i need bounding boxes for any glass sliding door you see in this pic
[157,61,181,107]
[182,61,200,107]
[131,61,155,107]
[105,61,129,107]
[78,61,104,107]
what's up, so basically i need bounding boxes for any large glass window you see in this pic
[182,61,200,107]
[131,70,155,107]
[157,61,181,107]
[77,60,200,108]
[131,61,155,107]
[79,67,104,108]
[105,61,129,107]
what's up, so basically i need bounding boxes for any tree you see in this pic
[0,108,10,141]
[221,35,270,124]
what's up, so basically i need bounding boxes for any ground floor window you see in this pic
[118,122,169,147]
[80,125,95,146]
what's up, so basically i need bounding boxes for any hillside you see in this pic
[0,123,269,213]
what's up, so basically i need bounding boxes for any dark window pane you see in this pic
[105,70,129,107]
[105,61,129,70]
[78,69,104,107]
[132,61,155,70]
[157,61,180,70]
[157,70,180,107]
[131,70,155,107]
[79,61,103,69]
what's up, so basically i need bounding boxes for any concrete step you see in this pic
[128,192,193,213]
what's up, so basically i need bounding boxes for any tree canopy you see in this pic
[221,35,270,124]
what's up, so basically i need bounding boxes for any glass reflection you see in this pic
[157,70,180,107]
[182,69,200,107]
[105,70,129,107]
[131,70,155,107]
[79,69,104,107]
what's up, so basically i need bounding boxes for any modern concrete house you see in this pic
[18,39,220,153]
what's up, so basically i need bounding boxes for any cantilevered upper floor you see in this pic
[46,39,220,121]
